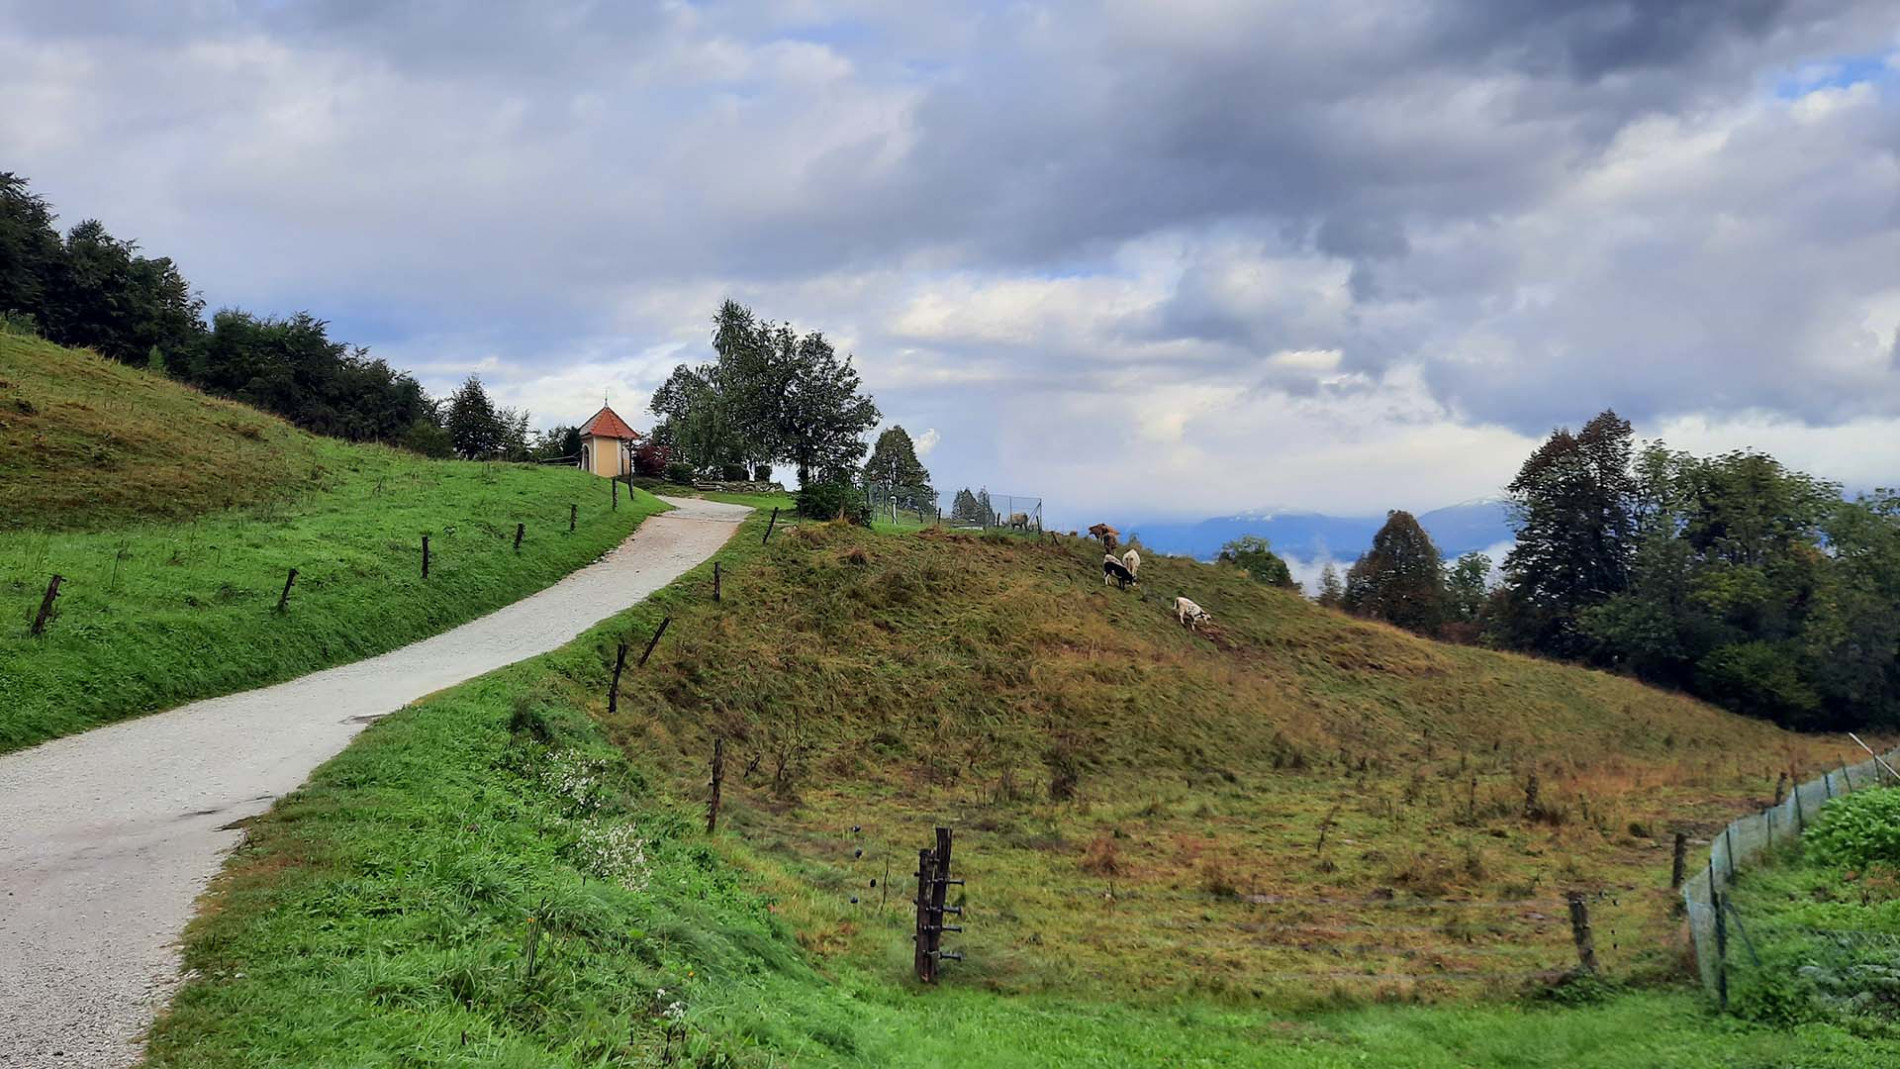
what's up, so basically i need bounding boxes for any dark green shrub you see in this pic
[719,463,748,481]
[795,481,870,526]
[664,460,696,485]
[753,464,773,482]
[1806,787,1900,869]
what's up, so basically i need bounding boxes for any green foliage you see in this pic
[399,417,454,459]
[1807,789,1900,870]
[1,172,443,449]
[1342,510,1445,635]
[651,300,879,487]
[863,425,934,512]
[1316,562,1344,608]
[795,480,870,526]
[1499,408,1900,730]
[1217,534,1298,590]
[1444,552,1492,623]
[1500,410,1637,658]
[665,459,696,485]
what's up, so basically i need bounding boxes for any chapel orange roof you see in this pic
[579,406,641,440]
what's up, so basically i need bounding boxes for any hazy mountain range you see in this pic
[1126,499,1515,565]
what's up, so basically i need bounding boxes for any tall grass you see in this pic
[149,514,1899,1066]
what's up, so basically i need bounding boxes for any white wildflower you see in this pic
[574,819,650,890]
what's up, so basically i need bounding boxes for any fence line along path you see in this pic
[1683,743,1900,1004]
[0,496,750,1069]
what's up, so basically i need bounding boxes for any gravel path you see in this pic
[0,496,749,1069]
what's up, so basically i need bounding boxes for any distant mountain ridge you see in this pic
[1127,498,1514,563]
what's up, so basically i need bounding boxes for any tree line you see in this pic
[1305,410,1898,731]
[0,172,563,461]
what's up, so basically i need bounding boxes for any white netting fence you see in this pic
[1682,746,1900,996]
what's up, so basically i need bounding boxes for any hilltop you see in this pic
[0,331,327,530]
[146,509,1896,1067]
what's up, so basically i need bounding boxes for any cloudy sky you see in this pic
[4,1,1897,524]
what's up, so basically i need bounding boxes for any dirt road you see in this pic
[0,496,749,1068]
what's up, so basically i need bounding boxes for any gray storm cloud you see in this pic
[1,0,1895,519]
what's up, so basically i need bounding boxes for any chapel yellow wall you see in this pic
[586,435,630,477]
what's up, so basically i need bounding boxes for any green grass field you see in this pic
[0,335,666,753]
[146,512,1899,1065]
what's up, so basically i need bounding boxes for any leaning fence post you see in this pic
[570,504,577,532]
[29,574,64,636]
[713,560,721,603]
[638,617,671,667]
[1566,891,1599,973]
[1792,786,1804,832]
[514,522,525,553]
[706,737,725,835]
[276,567,298,613]
[613,478,619,511]
[1671,832,1688,890]
[1724,824,1737,879]
[763,507,779,545]
[607,642,629,714]
[1712,887,1730,1012]
[421,535,430,579]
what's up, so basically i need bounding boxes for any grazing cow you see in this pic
[1103,554,1136,589]
[1088,522,1120,554]
[1008,511,1030,530]
[1175,596,1211,631]
[1121,548,1141,578]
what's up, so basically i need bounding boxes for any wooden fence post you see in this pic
[638,617,671,667]
[570,503,577,532]
[514,523,525,553]
[1671,832,1688,890]
[607,642,628,714]
[913,847,938,983]
[1522,773,1540,820]
[29,574,63,636]
[276,568,298,613]
[613,478,619,511]
[421,535,430,579]
[1712,888,1729,1011]
[763,507,779,545]
[713,560,721,603]
[1566,891,1598,973]
[706,737,725,835]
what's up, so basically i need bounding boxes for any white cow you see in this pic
[1121,548,1141,578]
[1175,596,1211,631]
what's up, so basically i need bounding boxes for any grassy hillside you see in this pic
[0,333,666,753]
[612,522,1877,999]
[0,332,327,529]
[147,512,1898,1066]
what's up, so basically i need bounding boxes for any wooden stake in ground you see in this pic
[421,535,430,579]
[276,568,298,614]
[607,642,629,715]
[1671,832,1688,890]
[29,574,63,636]
[1566,891,1598,973]
[514,523,525,553]
[570,503,577,533]
[612,478,619,511]
[763,506,779,545]
[713,560,721,602]
[913,847,938,984]
[706,737,725,835]
[638,617,671,667]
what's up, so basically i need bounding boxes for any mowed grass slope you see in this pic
[0,334,665,753]
[150,513,1897,1066]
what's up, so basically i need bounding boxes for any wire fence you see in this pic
[866,488,1044,533]
[1682,745,1900,1000]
